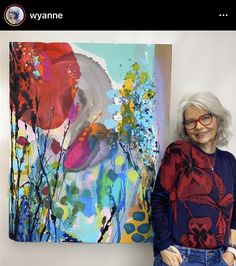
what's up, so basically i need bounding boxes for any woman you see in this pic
[6,7,21,25]
[151,91,236,266]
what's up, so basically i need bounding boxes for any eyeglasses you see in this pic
[183,113,213,130]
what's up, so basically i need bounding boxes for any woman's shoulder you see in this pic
[166,139,191,149]
[217,148,236,161]
[165,140,192,154]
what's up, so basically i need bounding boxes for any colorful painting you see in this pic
[9,42,171,243]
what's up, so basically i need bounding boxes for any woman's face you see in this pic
[8,11,17,20]
[183,105,218,152]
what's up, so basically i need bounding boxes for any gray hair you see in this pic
[176,91,232,147]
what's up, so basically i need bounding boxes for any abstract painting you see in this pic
[9,42,171,242]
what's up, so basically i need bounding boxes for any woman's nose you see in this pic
[195,120,204,129]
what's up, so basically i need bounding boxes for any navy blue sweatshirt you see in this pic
[151,140,236,256]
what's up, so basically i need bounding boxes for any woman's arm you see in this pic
[150,142,183,252]
[150,142,184,266]
[223,156,236,266]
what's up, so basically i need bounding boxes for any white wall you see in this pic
[1,31,236,266]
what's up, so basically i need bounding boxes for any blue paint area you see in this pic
[107,104,120,114]
[131,233,145,242]
[107,169,118,181]
[49,219,57,242]
[12,160,18,171]
[37,129,48,156]
[111,164,127,211]
[82,189,92,198]
[102,194,110,207]
[51,223,65,242]
[115,211,121,242]
[133,211,145,221]
[88,135,98,150]
[17,197,31,241]
[131,74,159,164]
[124,223,135,234]
[11,123,16,134]
[33,70,40,79]
[104,118,117,129]
[106,89,119,99]
[20,162,26,172]
[16,148,23,158]
[33,56,40,66]
[112,177,124,209]
[79,196,95,217]
[137,223,150,234]
[62,233,80,242]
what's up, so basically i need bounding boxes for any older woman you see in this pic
[151,91,236,266]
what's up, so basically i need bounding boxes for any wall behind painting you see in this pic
[0,31,236,266]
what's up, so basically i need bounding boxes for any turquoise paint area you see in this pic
[137,223,150,234]
[104,118,117,129]
[106,89,119,99]
[124,223,135,234]
[13,160,18,171]
[102,194,110,207]
[112,177,123,206]
[133,211,145,221]
[16,148,23,158]
[79,196,96,217]
[107,104,120,114]
[131,233,145,242]
[75,43,155,82]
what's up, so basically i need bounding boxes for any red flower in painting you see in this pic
[51,139,61,155]
[180,217,217,248]
[11,42,81,130]
[16,136,29,146]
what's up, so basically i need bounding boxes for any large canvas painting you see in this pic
[9,42,172,243]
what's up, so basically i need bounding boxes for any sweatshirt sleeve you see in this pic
[230,155,236,229]
[150,142,183,252]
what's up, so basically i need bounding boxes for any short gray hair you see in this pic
[176,91,232,147]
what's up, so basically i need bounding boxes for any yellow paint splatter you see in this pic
[129,100,134,112]
[23,185,30,197]
[127,169,139,183]
[115,156,125,166]
[132,63,140,72]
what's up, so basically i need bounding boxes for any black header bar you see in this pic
[0,2,235,30]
